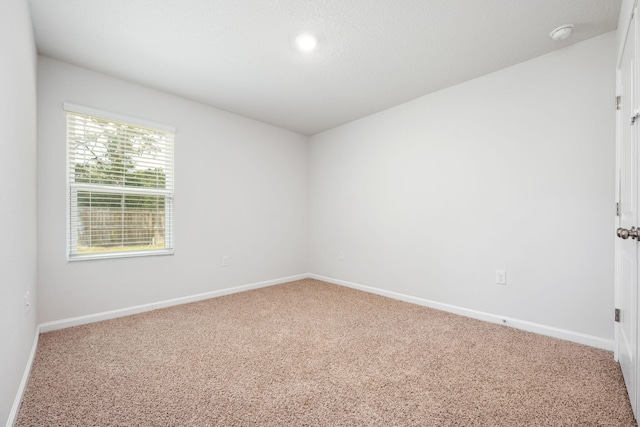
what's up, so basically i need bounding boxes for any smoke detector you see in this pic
[550,24,574,41]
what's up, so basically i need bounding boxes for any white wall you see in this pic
[37,56,308,323]
[309,32,616,341]
[0,0,38,425]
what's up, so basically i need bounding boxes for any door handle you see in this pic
[617,226,639,240]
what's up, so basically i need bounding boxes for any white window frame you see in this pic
[65,103,175,261]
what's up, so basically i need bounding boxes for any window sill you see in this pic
[68,249,174,263]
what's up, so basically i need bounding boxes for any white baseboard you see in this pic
[6,326,39,427]
[39,274,309,333]
[310,274,614,351]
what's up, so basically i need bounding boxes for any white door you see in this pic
[618,9,639,417]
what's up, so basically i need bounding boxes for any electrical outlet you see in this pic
[339,251,345,261]
[495,270,507,285]
[24,291,31,314]
[222,256,229,267]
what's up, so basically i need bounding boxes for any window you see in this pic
[66,104,174,261]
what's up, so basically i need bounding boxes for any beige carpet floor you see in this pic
[16,279,636,426]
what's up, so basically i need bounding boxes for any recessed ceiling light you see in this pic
[550,24,574,41]
[295,33,318,52]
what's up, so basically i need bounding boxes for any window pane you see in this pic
[69,117,171,189]
[74,192,169,254]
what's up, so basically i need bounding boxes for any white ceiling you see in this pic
[28,0,621,135]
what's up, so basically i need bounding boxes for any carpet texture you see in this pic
[17,279,636,426]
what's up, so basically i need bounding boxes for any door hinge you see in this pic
[615,308,621,322]
[617,202,621,216]
[617,95,622,110]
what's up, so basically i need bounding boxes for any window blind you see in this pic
[66,108,175,260]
